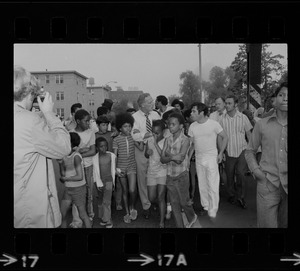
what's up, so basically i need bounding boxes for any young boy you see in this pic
[69,109,96,227]
[59,132,91,228]
[113,112,138,224]
[96,115,122,211]
[93,137,117,228]
[161,112,198,228]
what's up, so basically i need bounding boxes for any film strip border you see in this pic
[3,1,299,270]
[4,2,295,42]
[1,230,297,269]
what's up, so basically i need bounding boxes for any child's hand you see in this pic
[57,159,63,164]
[78,147,89,154]
[147,149,153,156]
[60,176,67,183]
[143,132,153,139]
[132,129,140,134]
[111,130,119,137]
[97,186,104,192]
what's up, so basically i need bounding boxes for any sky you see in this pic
[14,43,287,99]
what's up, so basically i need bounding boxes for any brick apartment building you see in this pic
[31,70,109,119]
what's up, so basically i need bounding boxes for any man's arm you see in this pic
[245,129,252,143]
[244,122,265,180]
[217,130,228,163]
[79,144,96,158]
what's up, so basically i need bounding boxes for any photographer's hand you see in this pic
[38,92,54,113]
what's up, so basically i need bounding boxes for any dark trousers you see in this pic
[224,150,248,199]
[166,171,196,228]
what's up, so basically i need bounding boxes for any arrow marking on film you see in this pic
[281,252,300,266]
[127,253,155,266]
[0,253,18,266]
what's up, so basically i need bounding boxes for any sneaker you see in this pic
[100,220,113,228]
[116,204,123,211]
[69,222,82,228]
[106,222,113,228]
[237,198,247,209]
[123,214,131,223]
[129,209,138,220]
[165,208,172,220]
[185,214,198,228]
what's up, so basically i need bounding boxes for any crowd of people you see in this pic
[14,66,288,228]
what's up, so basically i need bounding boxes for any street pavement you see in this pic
[53,159,257,229]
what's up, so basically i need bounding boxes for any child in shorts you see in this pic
[93,137,117,228]
[145,120,167,228]
[59,132,92,228]
[113,112,138,224]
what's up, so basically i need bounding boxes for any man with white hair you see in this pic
[132,93,161,219]
[14,66,71,228]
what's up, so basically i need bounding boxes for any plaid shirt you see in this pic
[165,130,190,177]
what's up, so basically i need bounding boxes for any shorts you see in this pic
[147,176,167,186]
[62,185,87,208]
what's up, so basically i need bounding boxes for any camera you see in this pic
[32,87,45,111]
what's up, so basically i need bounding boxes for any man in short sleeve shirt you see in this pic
[219,94,252,209]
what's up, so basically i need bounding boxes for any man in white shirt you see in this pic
[209,96,226,123]
[188,102,228,219]
[132,93,161,218]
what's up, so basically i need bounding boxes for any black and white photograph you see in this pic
[14,43,287,229]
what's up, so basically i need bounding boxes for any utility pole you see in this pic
[198,44,203,102]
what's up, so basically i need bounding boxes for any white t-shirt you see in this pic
[188,119,223,158]
[70,129,95,167]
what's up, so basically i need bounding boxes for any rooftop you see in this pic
[31,70,89,80]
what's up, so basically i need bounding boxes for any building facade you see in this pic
[31,70,109,119]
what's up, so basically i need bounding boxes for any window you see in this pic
[89,89,94,95]
[56,108,65,119]
[46,75,50,84]
[55,75,63,84]
[89,100,95,106]
[56,92,64,101]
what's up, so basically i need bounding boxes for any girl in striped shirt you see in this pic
[113,112,138,224]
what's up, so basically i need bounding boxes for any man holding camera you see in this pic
[14,66,71,228]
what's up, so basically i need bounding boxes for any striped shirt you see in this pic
[165,131,190,177]
[219,110,252,158]
[112,133,136,172]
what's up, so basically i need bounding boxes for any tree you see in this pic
[179,70,201,109]
[229,44,287,104]
[204,66,237,105]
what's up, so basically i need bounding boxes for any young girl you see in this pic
[59,132,92,228]
[145,120,167,228]
[113,112,138,224]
